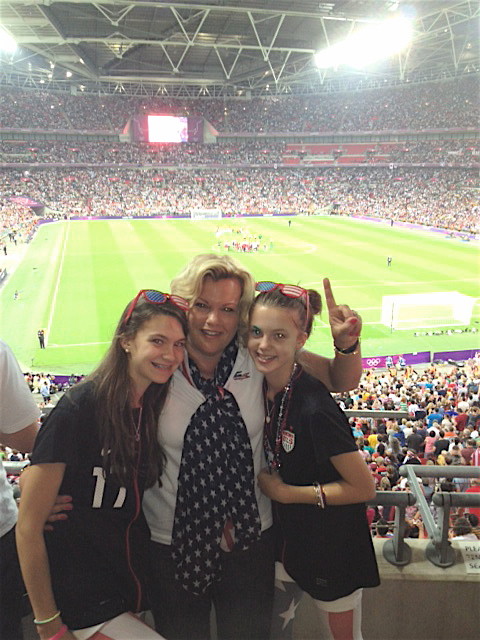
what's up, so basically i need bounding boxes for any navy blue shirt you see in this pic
[268,369,380,601]
[31,382,152,629]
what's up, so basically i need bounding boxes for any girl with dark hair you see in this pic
[16,291,188,640]
[248,282,379,640]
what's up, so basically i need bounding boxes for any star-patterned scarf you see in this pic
[171,339,261,595]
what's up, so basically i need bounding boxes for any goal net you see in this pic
[190,207,222,220]
[381,292,475,330]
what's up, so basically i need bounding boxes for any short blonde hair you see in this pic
[171,254,255,338]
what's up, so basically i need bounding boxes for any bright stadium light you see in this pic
[0,26,17,54]
[314,17,413,70]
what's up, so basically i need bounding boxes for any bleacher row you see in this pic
[0,75,478,132]
[0,139,478,168]
[283,141,479,166]
[1,166,477,235]
[0,75,478,238]
[3,361,480,550]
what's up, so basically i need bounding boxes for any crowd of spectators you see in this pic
[204,77,478,133]
[0,205,37,240]
[2,358,479,542]
[0,206,37,283]
[0,89,115,131]
[0,140,285,166]
[1,75,478,133]
[0,76,477,235]
[0,138,478,168]
[0,166,477,233]
[333,358,480,539]
[366,139,479,166]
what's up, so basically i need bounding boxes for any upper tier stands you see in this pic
[0,76,478,133]
[0,76,478,234]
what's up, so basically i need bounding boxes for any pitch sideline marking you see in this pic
[45,221,70,339]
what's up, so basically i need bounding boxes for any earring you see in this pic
[125,348,129,353]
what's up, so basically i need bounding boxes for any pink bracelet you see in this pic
[48,624,68,640]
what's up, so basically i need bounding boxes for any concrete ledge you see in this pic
[22,540,479,639]
[293,540,479,640]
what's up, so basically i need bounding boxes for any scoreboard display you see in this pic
[148,115,188,142]
[132,114,204,143]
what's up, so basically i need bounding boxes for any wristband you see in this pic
[334,338,359,355]
[313,482,326,509]
[34,611,61,625]
[48,624,68,640]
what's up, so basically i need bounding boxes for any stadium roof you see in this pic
[1,0,479,96]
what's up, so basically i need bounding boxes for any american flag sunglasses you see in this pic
[255,281,310,322]
[255,281,308,302]
[123,289,189,326]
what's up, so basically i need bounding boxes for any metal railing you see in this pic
[342,405,480,568]
[368,490,416,566]
[343,410,411,419]
[398,465,480,567]
[368,466,480,568]
[3,461,29,475]
[5,433,480,570]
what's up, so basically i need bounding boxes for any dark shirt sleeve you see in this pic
[310,395,359,461]
[31,393,80,471]
[299,375,358,463]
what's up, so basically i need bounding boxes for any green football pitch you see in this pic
[1,216,479,374]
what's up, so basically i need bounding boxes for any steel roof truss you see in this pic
[214,46,243,81]
[92,2,134,28]
[169,7,210,72]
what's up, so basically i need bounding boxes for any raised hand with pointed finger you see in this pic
[323,277,362,351]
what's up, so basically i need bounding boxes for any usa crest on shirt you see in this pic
[282,429,295,453]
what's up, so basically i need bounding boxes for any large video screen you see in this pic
[147,115,188,143]
[131,114,204,143]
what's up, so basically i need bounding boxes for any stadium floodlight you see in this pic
[314,17,412,70]
[0,26,17,54]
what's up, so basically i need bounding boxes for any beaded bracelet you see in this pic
[48,624,68,640]
[333,338,360,355]
[33,611,61,625]
[313,482,326,509]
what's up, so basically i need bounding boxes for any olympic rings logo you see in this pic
[366,358,381,368]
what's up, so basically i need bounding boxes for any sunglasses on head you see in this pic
[123,289,189,326]
[255,281,308,302]
[255,281,310,324]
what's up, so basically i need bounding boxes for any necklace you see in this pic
[132,406,143,442]
[264,395,275,424]
[263,362,299,471]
